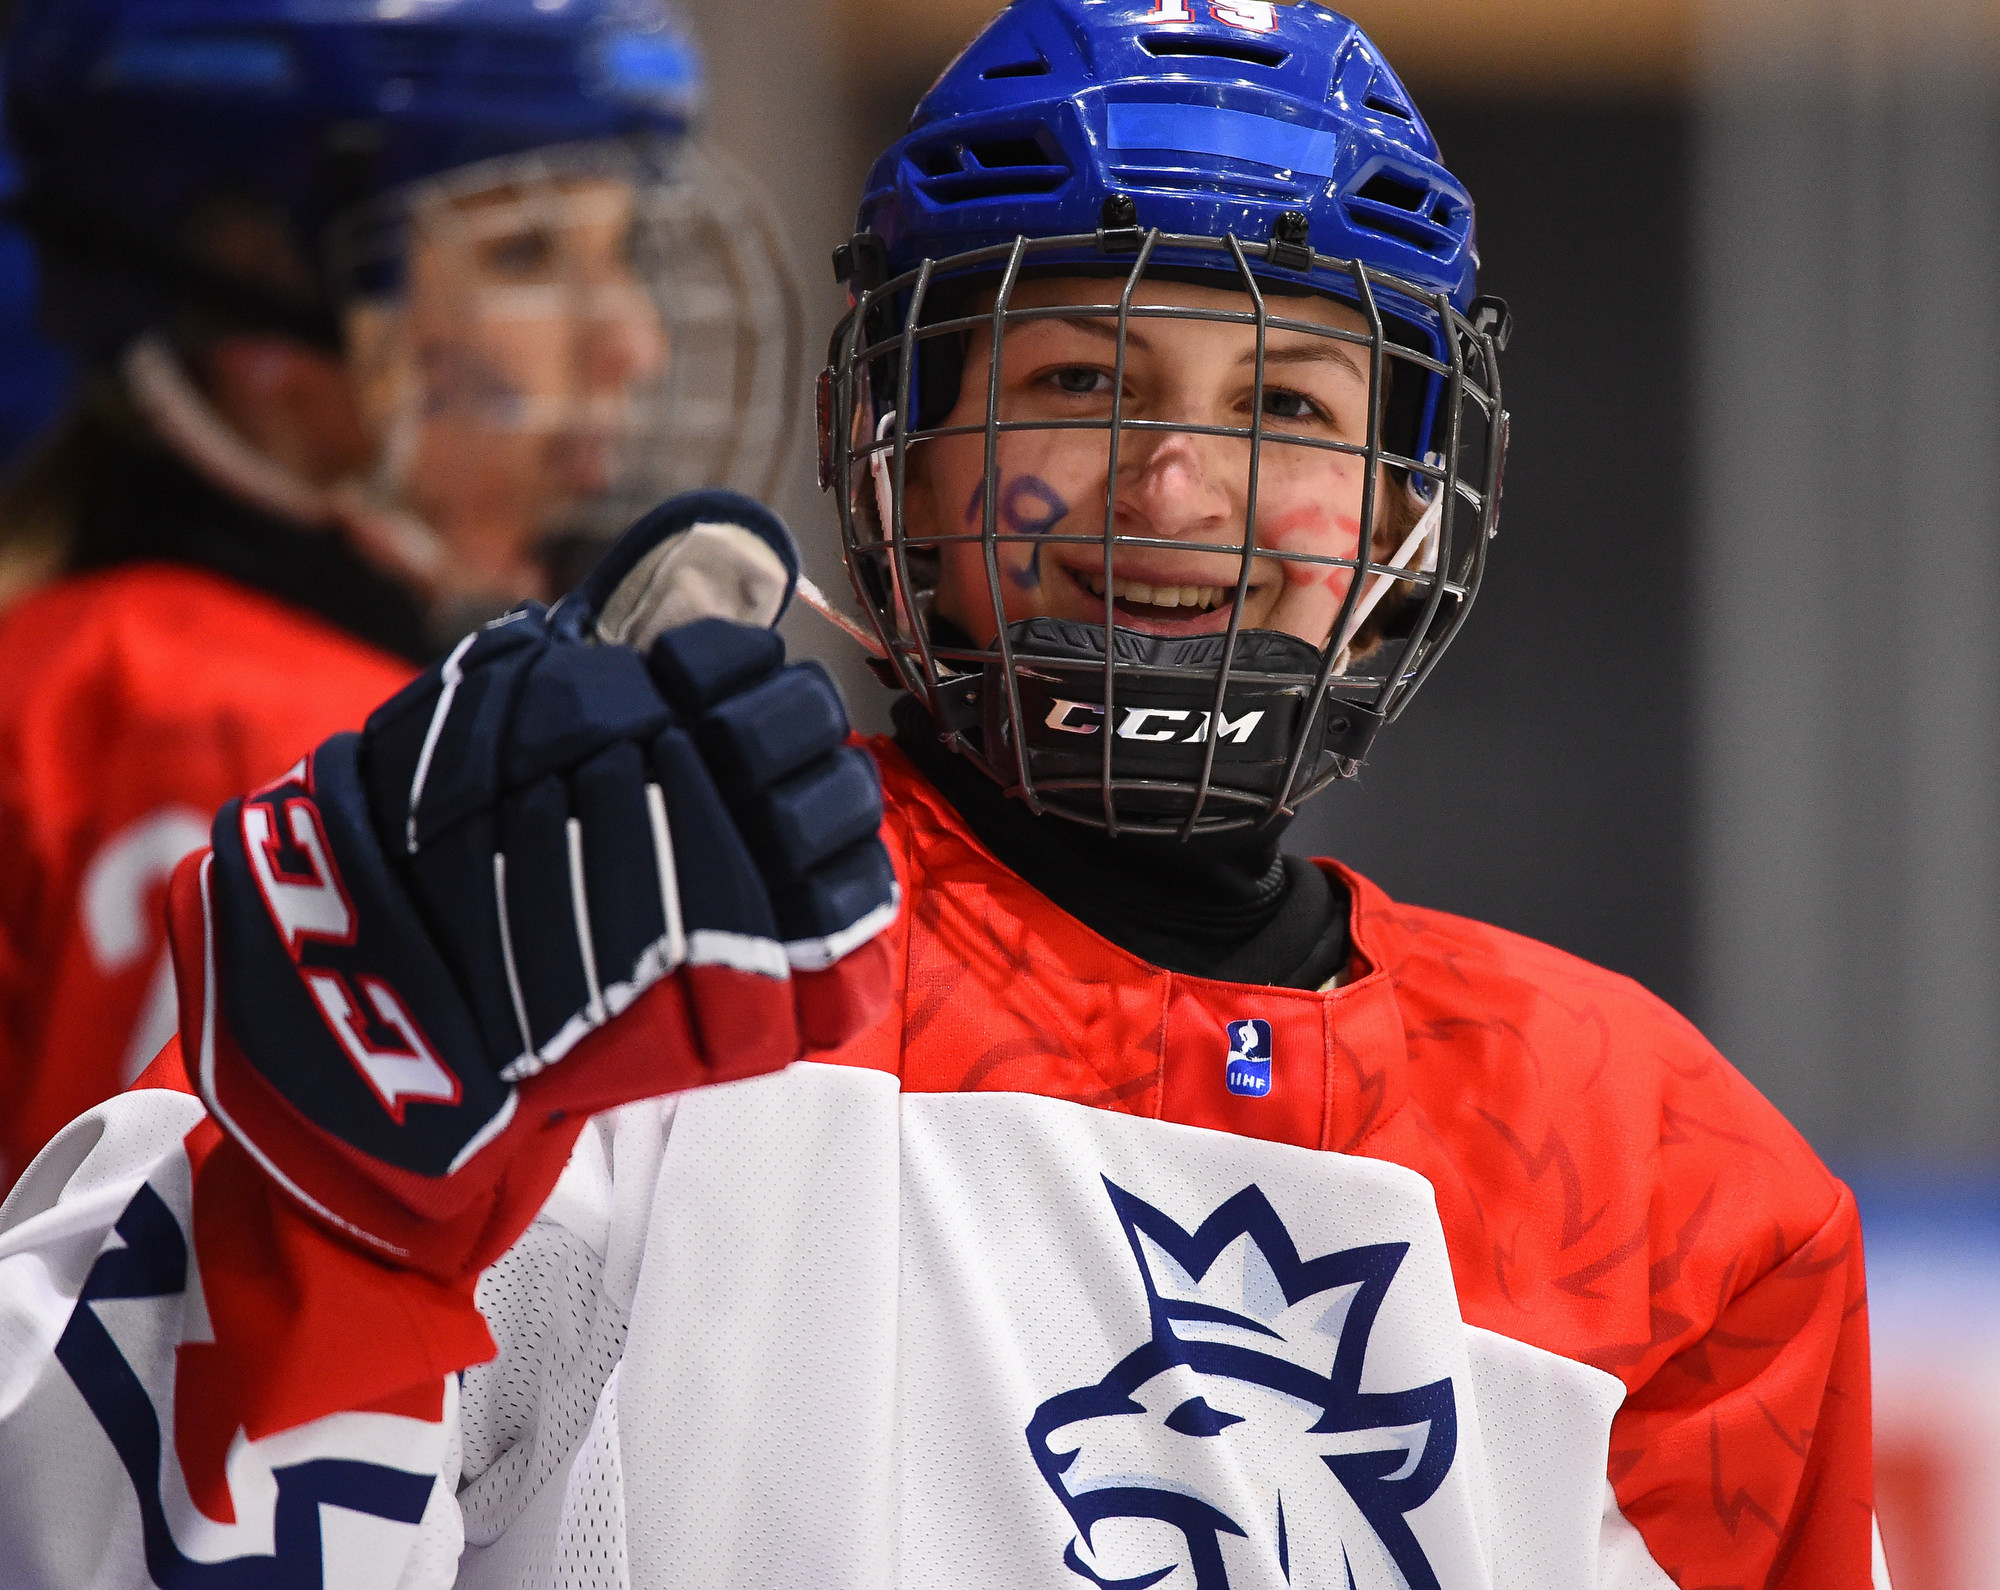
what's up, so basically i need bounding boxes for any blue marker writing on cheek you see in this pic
[966,474,1071,590]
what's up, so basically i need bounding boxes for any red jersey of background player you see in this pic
[0,561,412,1187]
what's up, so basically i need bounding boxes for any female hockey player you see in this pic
[0,0,800,1188]
[0,3,1882,1587]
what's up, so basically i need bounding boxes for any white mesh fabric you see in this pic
[617,1064,903,1590]
[452,1101,675,1589]
[592,1065,1664,1588]
[1598,1483,1682,1589]
[552,1362,632,1590]
[0,1086,206,1238]
[394,1073,1667,1587]
[457,1217,631,1548]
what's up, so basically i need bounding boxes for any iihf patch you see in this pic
[1224,1018,1272,1097]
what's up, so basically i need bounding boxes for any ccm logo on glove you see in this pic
[240,768,462,1122]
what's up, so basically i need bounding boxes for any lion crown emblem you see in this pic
[1026,1180,1458,1590]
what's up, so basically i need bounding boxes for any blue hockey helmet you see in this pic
[823,0,1511,837]
[853,0,1477,317]
[4,0,702,359]
[0,87,68,472]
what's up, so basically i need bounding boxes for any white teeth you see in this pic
[1083,573,1230,611]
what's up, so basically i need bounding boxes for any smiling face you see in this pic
[903,276,1422,654]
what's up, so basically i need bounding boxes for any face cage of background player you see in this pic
[317,134,806,608]
[825,227,1509,840]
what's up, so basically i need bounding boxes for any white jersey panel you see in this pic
[0,1069,1678,1590]
[896,1087,1488,1590]
[0,1090,201,1590]
[615,1063,903,1590]
[1458,1328,1673,1590]
[563,1062,1664,1590]
[455,1099,676,1590]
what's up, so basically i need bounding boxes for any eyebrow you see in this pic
[1241,341,1368,385]
[1047,313,1366,385]
[1054,313,1153,354]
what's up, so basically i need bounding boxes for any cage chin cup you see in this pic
[941,620,1385,825]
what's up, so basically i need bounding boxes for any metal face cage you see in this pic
[826,227,1508,838]
[329,136,806,581]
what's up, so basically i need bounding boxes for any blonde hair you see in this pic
[0,400,110,612]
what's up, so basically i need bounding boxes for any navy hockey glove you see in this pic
[170,490,898,1276]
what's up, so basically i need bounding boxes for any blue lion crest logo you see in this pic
[1026,1180,1457,1590]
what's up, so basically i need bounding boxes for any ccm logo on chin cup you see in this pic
[1043,700,1267,744]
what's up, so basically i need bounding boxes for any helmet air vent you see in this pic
[905,130,1071,206]
[1355,170,1427,212]
[1140,34,1291,71]
[1342,167,1464,256]
[982,56,1052,79]
[1363,82,1417,123]
[1330,41,1427,139]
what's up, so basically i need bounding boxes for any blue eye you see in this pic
[1165,1397,1245,1437]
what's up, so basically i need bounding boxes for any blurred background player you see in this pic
[0,0,803,1190]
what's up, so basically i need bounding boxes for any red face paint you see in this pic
[1262,507,1362,589]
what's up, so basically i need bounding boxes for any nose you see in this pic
[1115,428,1238,549]
[579,280,668,393]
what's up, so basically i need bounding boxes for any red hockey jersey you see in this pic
[0,736,1877,1589]
[0,563,413,1188]
[857,744,1876,1585]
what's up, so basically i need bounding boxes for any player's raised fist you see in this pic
[171,490,898,1274]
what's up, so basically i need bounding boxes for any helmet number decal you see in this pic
[1145,0,1277,30]
[1207,1,1277,29]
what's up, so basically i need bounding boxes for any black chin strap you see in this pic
[892,696,1350,989]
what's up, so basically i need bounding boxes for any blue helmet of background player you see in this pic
[0,89,67,477]
[2,0,802,625]
[822,0,1510,836]
[5,0,700,361]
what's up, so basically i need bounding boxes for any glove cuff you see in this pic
[169,849,586,1281]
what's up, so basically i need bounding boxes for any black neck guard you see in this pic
[893,695,1349,989]
[64,430,432,665]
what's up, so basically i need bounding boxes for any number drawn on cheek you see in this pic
[420,342,528,427]
[965,475,1072,590]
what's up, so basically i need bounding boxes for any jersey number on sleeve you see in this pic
[82,808,212,1084]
